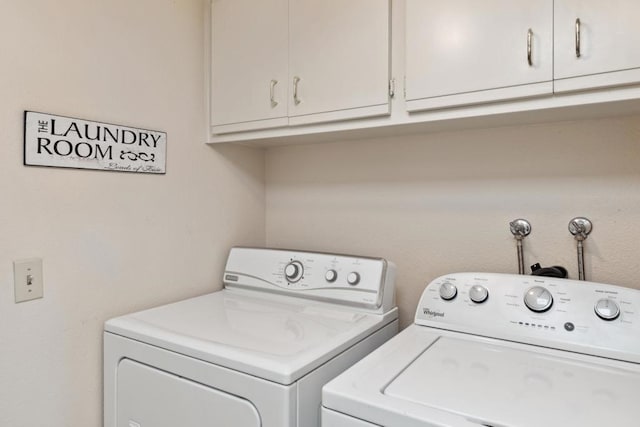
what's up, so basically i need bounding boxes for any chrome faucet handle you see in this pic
[569,217,592,241]
[510,219,532,240]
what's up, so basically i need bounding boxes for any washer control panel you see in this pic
[223,247,396,313]
[416,272,640,363]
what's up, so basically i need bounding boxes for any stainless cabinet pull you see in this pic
[575,18,581,58]
[527,28,533,66]
[270,79,278,108]
[293,76,301,105]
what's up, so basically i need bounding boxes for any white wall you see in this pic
[266,115,640,327]
[0,1,265,426]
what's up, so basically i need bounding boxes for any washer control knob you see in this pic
[469,285,489,303]
[439,282,458,301]
[284,261,304,283]
[524,286,553,312]
[594,299,620,321]
[325,269,338,283]
[347,272,360,286]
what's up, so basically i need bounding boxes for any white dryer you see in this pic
[322,272,640,427]
[104,247,398,427]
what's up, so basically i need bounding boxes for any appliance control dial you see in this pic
[325,269,338,283]
[347,272,360,286]
[469,285,489,303]
[439,282,457,301]
[284,261,304,283]
[594,298,620,321]
[524,286,554,312]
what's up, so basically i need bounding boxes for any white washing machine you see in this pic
[104,247,398,427]
[322,272,640,427]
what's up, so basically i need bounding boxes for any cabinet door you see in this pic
[288,0,390,125]
[554,0,640,93]
[211,0,289,133]
[406,0,553,112]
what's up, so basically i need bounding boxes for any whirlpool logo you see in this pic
[423,307,445,318]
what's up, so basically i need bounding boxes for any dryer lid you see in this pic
[105,289,396,385]
[384,336,640,427]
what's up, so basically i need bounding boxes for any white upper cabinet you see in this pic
[288,0,391,126]
[210,0,390,134]
[208,1,640,144]
[405,0,553,112]
[210,0,289,133]
[554,0,640,93]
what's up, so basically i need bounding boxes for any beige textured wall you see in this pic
[266,116,640,328]
[0,1,265,426]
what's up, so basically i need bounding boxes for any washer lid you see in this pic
[322,325,640,427]
[105,289,396,385]
[386,336,640,427]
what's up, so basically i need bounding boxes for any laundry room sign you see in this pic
[24,111,166,174]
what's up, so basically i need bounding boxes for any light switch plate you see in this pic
[14,258,43,303]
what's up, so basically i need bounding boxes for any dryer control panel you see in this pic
[416,272,640,364]
[223,247,396,313]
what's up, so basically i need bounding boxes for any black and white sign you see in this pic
[24,111,166,174]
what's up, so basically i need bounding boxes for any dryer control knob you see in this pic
[524,286,553,312]
[469,285,489,303]
[595,299,620,321]
[284,261,304,283]
[347,272,360,286]
[439,282,458,301]
[325,269,338,283]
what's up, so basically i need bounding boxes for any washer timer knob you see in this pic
[325,269,338,283]
[594,299,620,321]
[439,282,457,301]
[284,261,304,283]
[469,285,489,303]
[347,272,360,286]
[524,286,554,312]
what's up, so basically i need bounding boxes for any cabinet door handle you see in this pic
[575,18,581,58]
[293,76,301,105]
[527,28,533,66]
[270,79,278,108]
